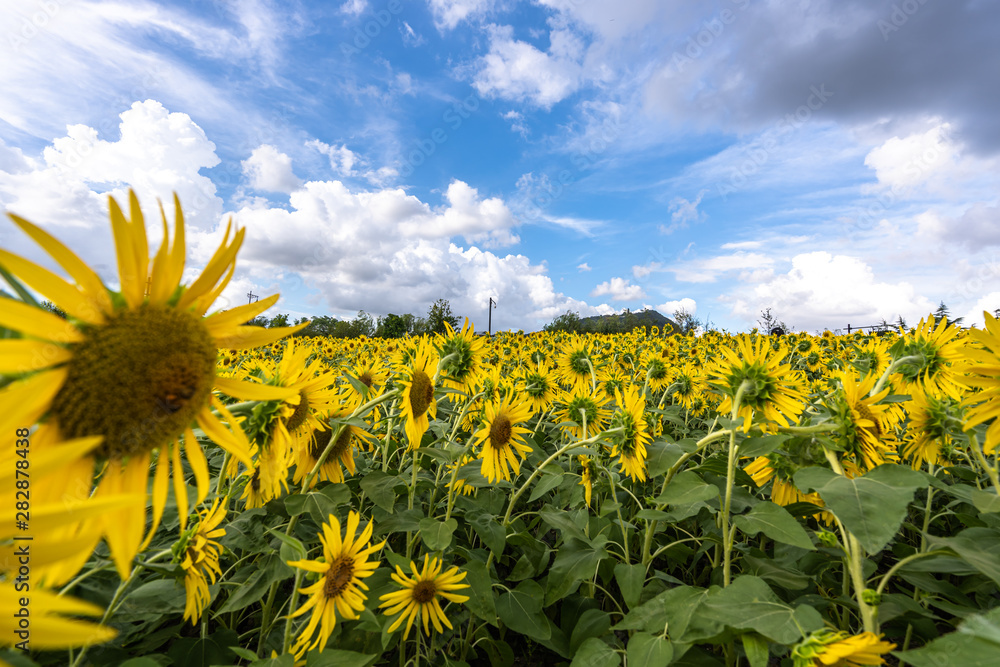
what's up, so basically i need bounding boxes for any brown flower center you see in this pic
[324,556,355,598]
[489,415,512,450]
[285,390,310,432]
[412,580,437,604]
[408,370,433,418]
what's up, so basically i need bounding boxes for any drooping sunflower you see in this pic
[517,362,559,415]
[901,390,964,470]
[286,511,385,659]
[578,454,598,508]
[378,554,470,640]
[446,454,478,497]
[473,397,534,483]
[962,310,1000,454]
[557,336,598,392]
[177,498,227,625]
[791,629,895,667]
[707,335,807,432]
[825,371,900,472]
[397,339,440,450]
[292,409,374,487]
[0,191,300,577]
[609,385,651,482]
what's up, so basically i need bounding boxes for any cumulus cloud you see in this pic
[661,190,708,234]
[917,204,1000,249]
[242,144,300,193]
[473,25,583,108]
[727,252,935,332]
[656,298,697,315]
[590,277,646,301]
[428,0,489,30]
[306,139,359,176]
[577,262,591,272]
[864,122,958,193]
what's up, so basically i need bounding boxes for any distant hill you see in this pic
[580,308,680,334]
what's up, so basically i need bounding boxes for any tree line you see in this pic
[248,298,462,339]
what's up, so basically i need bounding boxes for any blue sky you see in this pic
[2,0,999,333]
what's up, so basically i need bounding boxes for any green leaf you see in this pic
[166,631,238,667]
[229,647,259,661]
[700,576,823,644]
[529,469,565,502]
[466,510,506,554]
[570,638,620,667]
[652,471,720,506]
[646,441,689,478]
[738,435,790,460]
[795,464,927,554]
[375,508,423,535]
[539,505,590,544]
[613,585,712,641]
[267,528,307,561]
[896,607,1000,667]
[418,517,458,551]
[634,509,672,521]
[733,502,815,551]
[614,563,646,609]
[741,633,769,667]
[972,489,1000,514]
[462,558,498,626]
[929,528,1000,586]
[545,536,609,605]
[120,579,186,615]
[249,655,295,667]
[305,649,379,667]
[496,580,551,641]
[360,472,402,513]
[569,609,612,656]
[626,633,673,667]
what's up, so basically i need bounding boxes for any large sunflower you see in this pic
[378,555,470,640]
[473,397,534,483]
[826,371,900,472]
[286,511,385,659]
[609,385,652,482]
[0,191,300,576]
[436,318,485,394]
[397,338,440,450]
[708,335,807,432]
[891,315,967,401]
[963,310,1000,454]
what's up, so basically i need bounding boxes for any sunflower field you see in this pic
[2,193,1000,667]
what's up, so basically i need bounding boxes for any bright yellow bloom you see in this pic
[0,191,301,577]
[178,499,227,624]
[556,386,611,439]
[292,410,374,487]
[378,555,470,640]
[609,385,651,482]
[556,336,598,392]
[436,318,485,394]
[892,315,967,401]
[0,583,117,650]
[398,339,440,450]
[901,391,964,470]
[286,511,385,659]
[827,371,900,472]
[792,629,896,666]
[473,397,534,483]
[963,310,1000,453]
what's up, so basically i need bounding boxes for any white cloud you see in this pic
[864,122,958,193]
[577,262,591,272]
[473,25,583,109]
[661,189,707,234]
[427,0,489,30]
[727,252,935,332]
[306,139,359,176]
[656,298,696,316]
[670,251,775,283]
[917,203,1000,249]
[400,21,425,47]
[590,277,646,301]
[962,293,1000,329]
[242,144,300,193]
[721,241,761,250]
[340,0,368,16]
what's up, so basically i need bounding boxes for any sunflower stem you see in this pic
[606,467,631,565]
[281,568,304,654]
[969,434,1000,496]
[869,354,922,397]
[721,380,751,588]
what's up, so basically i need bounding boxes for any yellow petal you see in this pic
[204,294,280,335]
[177,221,242,310]
[213,322,309,350]
[0,298,84,343]
[197,402,254,467]
[0,494,142,539]
[107,195,143,309]
[128,189,150,304]
[0,250,105,325]
[6,213,113,316]
[0,339,72,374]
[184,428,210,504]
[0,367,68,436]
[172,439,189,531]
[213,375,298,401]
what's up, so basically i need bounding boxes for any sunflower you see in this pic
[292,410,374,487]
[962,310,1000,454]
[473,397,534,483]
[397,339,440,450]
[0,191,301,577]
[791,629,895,667]
[340,354,387,414]
[177,498,227,625]
[578,454,598,508]
[671,362,707,413]
[891,315,967,401]
[557,336,598,392]
[446,455,477,497]
[378,554,470,640]
[286,511,385,659]
[518,363,559,415]
[744,456,830,522]
[707,335,807,432]
[901,391,964,470]
[826,371,900,472]
[555,386,611,440]
[436,318,485,394]
[609,385,651,482]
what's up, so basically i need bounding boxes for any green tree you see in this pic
[933,301,964,328]
[426,299,460,334]
[246,315,269,327]
[673,308,701,335]
[378,313,409,338]
[544,310,583,333]
[268,313,290,328]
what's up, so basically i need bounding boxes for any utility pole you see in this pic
[488,297,497,336]
[247,291,258,305]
